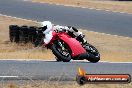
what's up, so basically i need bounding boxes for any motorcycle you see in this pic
[44,31,100,63]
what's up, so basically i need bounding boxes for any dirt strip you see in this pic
[0,81,132,88]
[33,0,132,14]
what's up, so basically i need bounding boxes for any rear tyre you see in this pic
[88,53,100,63]
[51,40,71,62]
[85,44,100,63]
[20,25,29,43]
[9,25,20,43]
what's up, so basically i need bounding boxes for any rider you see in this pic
[38,21,88,47]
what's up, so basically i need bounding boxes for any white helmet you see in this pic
[40,21,53,33]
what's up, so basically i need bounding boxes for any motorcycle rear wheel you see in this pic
[85,44,100,63]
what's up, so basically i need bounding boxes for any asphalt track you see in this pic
[0,0,132,81]
[0,60,132,81]
[0,0,132,37]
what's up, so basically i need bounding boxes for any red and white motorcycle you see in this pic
[44,31,100,62]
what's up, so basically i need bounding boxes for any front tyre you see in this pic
[51,40,71,62]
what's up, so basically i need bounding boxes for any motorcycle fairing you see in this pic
[59,33,86,57]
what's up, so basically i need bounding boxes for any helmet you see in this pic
[40,21,52,33]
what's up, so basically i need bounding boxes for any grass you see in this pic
[0,15,132,62]
[0,81,132,88]
[32,0,132,14]
[0,15,55,60]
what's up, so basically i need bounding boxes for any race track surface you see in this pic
[0,60,131,81]
[0,0,132,37]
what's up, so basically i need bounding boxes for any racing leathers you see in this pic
[54,25,87,45]
[43,25,88,47]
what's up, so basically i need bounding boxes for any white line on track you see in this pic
[0,13,132,40]
[0,76,19,78]
[30,1,132,15]
[0,14,38,23]
[88,30,132,40]
[0,59,56,61]
[0,59,132,63]
[108,62,132,63]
